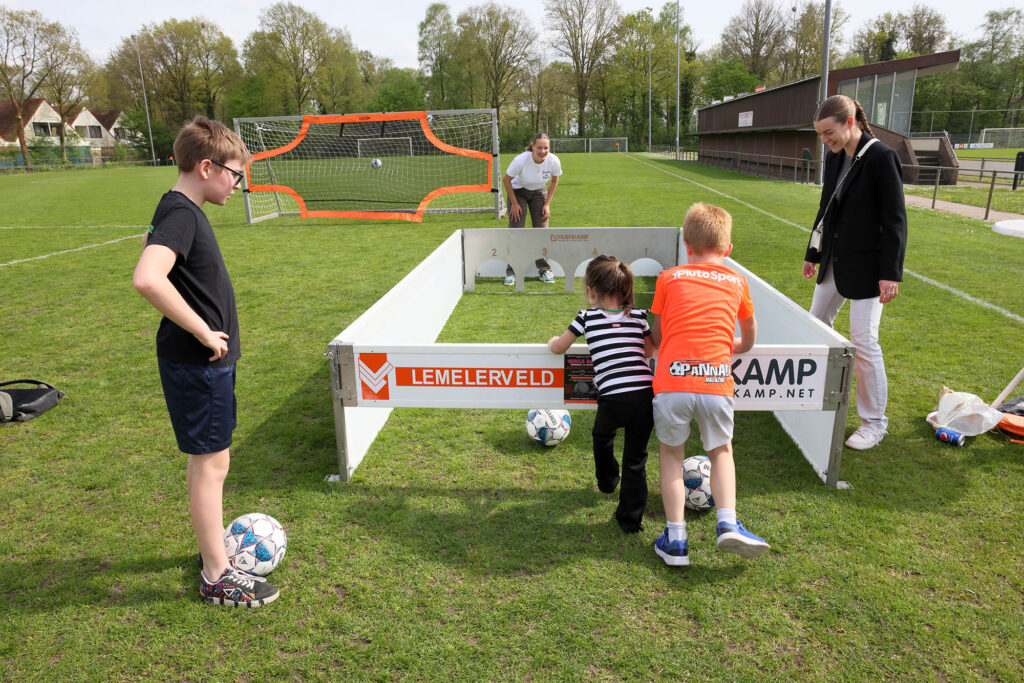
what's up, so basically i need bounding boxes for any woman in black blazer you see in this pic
[803,95,907,450]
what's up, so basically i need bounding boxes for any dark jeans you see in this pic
[592,388,654,533]
[506,187,551,277]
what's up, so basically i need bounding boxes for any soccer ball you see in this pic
[371,158,382,169]
[682,454,715,511]
[223,512,287,576]
[526,409,571,447]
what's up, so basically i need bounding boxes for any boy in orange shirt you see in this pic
[650,203,769,566]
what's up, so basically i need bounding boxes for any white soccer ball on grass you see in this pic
[526,409,571,447]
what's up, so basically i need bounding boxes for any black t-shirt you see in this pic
[145,190,240,367]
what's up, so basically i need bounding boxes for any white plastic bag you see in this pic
[925,391,1003,436]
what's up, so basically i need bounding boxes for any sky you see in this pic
[9,0,1011,69]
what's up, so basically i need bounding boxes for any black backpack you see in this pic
[0,380,64,423]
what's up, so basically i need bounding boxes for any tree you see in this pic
[899,4,948,55]
[778,1,848,83]
[418,3,458,107]
[192,20,240,120]
[700,56,760,103]
[0,7,63,169]
[40,24,95,163]
[545,0,622,138]
[458,3,536,117]
[314,30,366,114]
[851,12,902,64]
[366,68,426,112]
[719,0,786,82]
[243,3,333,114]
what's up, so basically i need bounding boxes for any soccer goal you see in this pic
[550,137,587,153]
[234,109,501,223]
[978,128,1024,148]
[356,136,413,158]
[589,137,628,153]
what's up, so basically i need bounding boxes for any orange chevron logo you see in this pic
[358,353,393,400]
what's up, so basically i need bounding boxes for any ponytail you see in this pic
[853,101,873,137]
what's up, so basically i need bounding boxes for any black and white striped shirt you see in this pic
[568,308,654,397]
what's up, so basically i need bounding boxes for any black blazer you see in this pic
[805,130,907,300]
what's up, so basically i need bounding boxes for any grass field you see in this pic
[2,155,1023,680]
[953,147,1024,160]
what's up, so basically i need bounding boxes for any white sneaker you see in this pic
[845,427,884,450]
[503,274,515,286]
[539,269,555,284]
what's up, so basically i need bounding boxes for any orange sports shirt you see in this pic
[651,262,754,396]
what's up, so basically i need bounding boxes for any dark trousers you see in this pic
[592,388,654,533]
[505,188,551,277]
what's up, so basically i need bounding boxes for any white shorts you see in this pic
[653,392,735,451]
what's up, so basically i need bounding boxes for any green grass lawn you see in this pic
[953,147,1024,160]
[2,157,1023,680]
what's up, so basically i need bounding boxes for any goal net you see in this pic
[356,136,413,158]
[235,109,501,223]
[589,137,628,152]
[550,138,587,153]
[978,128,1024,148]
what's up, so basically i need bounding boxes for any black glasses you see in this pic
[211,159,244,187]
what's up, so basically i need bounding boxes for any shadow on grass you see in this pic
[0,553,196,615]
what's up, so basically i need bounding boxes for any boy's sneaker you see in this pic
[716,521,770,559]
[200,567,279,607]
[503,274,515,286]
[654,528,690,566]
[539,269,555,284]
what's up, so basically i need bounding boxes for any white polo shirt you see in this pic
[505,150,562,191]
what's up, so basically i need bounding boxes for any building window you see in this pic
[33,122,53,136]
[89,125,102,138]
[76,126,88,138]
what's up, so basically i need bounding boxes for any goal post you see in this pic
[589,137,628,152]
[978,128,1024,148]
[234,109,501,223]
[550,138,587,153]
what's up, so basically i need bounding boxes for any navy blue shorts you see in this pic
[158,357,237,455]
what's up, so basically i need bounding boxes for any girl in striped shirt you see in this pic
[548,256,655,533]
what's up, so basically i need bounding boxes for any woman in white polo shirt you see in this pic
[502,132,562,284]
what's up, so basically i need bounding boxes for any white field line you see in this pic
[0,228,143,233]
[0,233,144,267]
[629,155,1024,326]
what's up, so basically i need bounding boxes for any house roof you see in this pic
[91,109,122,131]
[0,99,46,142]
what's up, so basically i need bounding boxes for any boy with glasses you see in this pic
[133,116,279,606]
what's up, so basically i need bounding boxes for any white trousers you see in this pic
[810,266,888,434]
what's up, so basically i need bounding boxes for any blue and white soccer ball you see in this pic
[682,454,715,511]
[223,512,287,576]
[526,409,571,447]
[370,158,383,169]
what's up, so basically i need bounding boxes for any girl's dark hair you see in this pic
[584,255,634,311]
[814,94,873,137]
[525,131,550,152]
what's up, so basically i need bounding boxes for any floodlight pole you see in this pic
[817,0,832,184]
[133,34,157,166]
[675,0,680,160]
[646,7,654,152]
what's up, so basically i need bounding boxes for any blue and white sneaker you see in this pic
[654,528,690,566]
[716,521,770,559]
[503,274,515,286]
[539,269,555,284]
